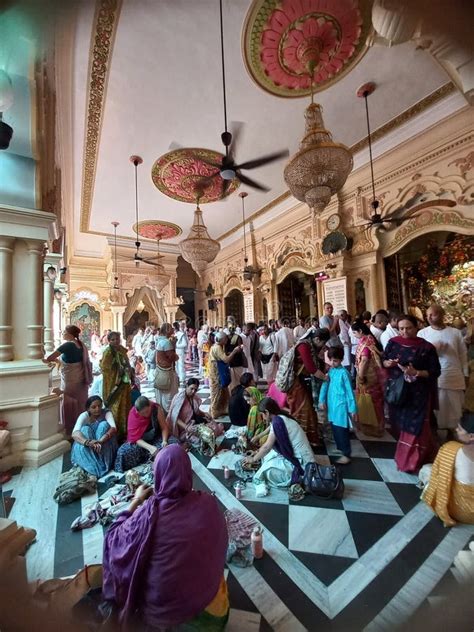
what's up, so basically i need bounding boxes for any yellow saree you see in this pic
[100,345,131,438]
[423,441,474,527]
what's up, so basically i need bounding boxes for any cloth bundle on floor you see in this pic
[53,467,97,505]
[224,509,258,567]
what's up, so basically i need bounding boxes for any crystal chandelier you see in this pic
[284,92,353,214]
[179,202,220,277]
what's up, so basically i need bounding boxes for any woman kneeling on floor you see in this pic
[243,397,315,491]
[115,396,169,472]
[103,444,229,630]
[167,377,212,442]
[71,396,118,478]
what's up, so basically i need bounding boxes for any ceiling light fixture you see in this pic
[284,76,353,214]
[179,196,220,278]
[240,191,259,282]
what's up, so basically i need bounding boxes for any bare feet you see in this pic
[335,456,351,465]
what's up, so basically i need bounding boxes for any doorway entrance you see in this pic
[225,289,244,325]
[277,272,316,321]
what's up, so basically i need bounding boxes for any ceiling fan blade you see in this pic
[235,149,290,171]
[197,159,222,170]
[169,141,183,151]
[237,172,270,192]
[228,121,244,161]
[142,259,163,268]
[220,178,232,198]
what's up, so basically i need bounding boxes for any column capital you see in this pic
[0,236,15,251]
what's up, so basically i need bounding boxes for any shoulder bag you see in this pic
[303,462,345,500]
[385,372,406,405]
[217,360,231,388]
[154,365,172,391]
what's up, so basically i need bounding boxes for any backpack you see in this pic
[53,466,97,505]
[274,346,297,393]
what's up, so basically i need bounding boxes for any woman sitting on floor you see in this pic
[167,377,211,442]
[71,396,117,478]
[103,445,229,631]
[228,372,254,426]
[115,396,169,472]
[244,386,269,446]
[243,397,315,491]
[422,412,474,527]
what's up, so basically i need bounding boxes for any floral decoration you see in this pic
[243,0,372,97]
[133,221,182,241]
[151,148,239,203]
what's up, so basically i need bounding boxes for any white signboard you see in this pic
[323,277,347,313]
[244,293,255,323]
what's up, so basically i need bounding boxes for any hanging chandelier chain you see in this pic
[134,162,140,248]
[219,0,229,150]
[363,92,378,211]
[241,195,248,261]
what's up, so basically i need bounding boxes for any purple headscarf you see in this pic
[102,444,228,628]
[272,415,304,484]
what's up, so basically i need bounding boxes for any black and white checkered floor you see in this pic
[3,362,473,631]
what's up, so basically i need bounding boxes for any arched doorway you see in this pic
[277,272,316,321]
[225,289,244,326]
[384,231,473,321]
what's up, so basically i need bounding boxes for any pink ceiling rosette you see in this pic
[243,0,370,97]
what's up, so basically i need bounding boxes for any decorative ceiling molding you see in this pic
[242,0,373,98]
[79,0,123,232]
[151,148,239,203]
[133,220,182,240]
[216,82,457,242]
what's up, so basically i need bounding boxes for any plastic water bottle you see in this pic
[251,525,263,559]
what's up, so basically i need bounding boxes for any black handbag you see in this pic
[302,462,344,500]
[385,373,406,405]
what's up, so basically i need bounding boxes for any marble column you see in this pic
[0,236,14,361]
[110,305,126,337]
[43,266,55,355]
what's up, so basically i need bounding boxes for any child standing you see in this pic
[319,347,357,464]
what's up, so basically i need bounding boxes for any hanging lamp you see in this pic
[284,74,353,214]
[179,197,220,277]
[240,192,259,281]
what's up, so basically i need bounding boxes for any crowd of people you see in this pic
[40,302,473,628]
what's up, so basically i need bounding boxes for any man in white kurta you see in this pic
[274,319,295,360]
[418,305,468,433]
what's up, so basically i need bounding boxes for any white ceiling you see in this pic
[72,0,450,252]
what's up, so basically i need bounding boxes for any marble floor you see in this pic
[2,362,473,631]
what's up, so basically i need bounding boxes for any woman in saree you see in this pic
[115,396,169,472]
[351,319,385,437]
[244,386,268,446]
[43,324,92,435]
[243,397,315,490]
[167,377,211,442]
[286,328,330,447]
[208,332,243,418]
[154,322,179,414]
[422,412,474,526]
[103,444,229,631]
[100,331,132,438]
[383,315,441,472]
[71,396,117,478]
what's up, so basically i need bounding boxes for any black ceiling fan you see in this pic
[355,83,458,232]
[128,155,165,268]
[196,0,289,197]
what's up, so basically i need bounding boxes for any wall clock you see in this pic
[326,214,341,231]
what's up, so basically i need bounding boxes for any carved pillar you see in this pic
[0,237,14,361]
[12,239,44,360]
[43,266,55,355]
[110,306,126,337]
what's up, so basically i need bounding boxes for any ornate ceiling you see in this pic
[69,0,455,256]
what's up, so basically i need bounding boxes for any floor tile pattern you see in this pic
[2,361,473,630]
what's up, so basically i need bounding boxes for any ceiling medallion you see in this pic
[151,148,239,203]
[133,220,182,241]
[179,202,220,277]
[243,0,372,98]
[284,93,353,213]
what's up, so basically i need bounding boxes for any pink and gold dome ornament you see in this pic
[284,93,353,213]
[179,203,220,277]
